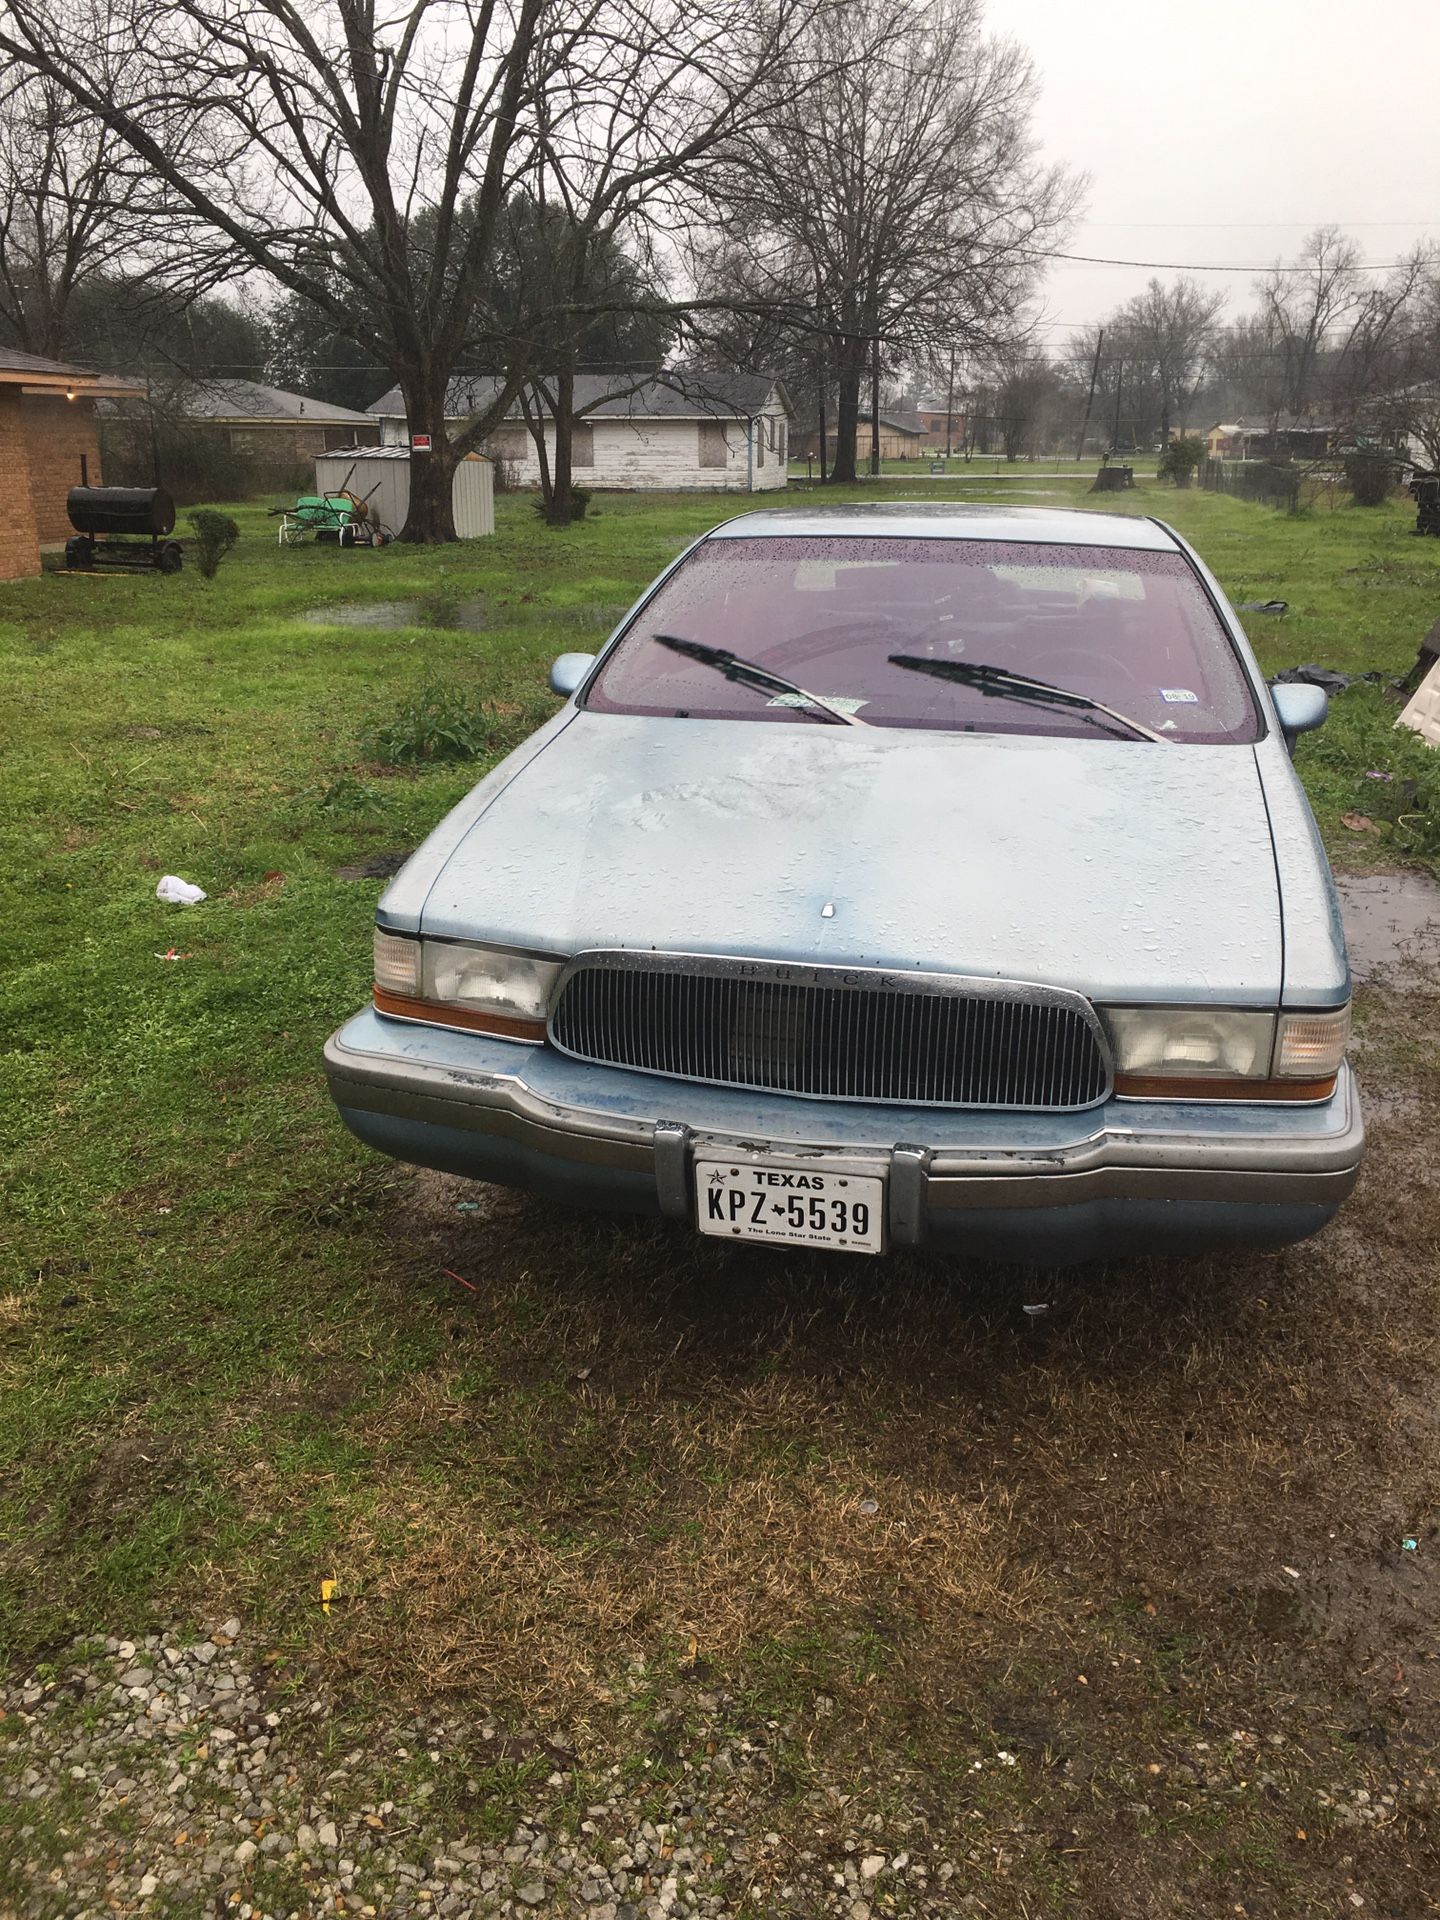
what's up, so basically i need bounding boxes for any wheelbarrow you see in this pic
[268,490,384,548]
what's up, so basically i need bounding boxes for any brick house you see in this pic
[176,379,381,456]
[0,347,143,580]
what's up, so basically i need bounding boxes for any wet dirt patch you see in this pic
[302,597,493,631]
[1336,870,1440,983]
[302,597,631,635]
[43,1431,195,1545]
[333,850,412,881]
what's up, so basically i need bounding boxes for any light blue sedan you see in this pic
[324,505,1363,1264]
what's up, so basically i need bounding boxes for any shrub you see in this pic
[534,488,591,525]
[1158,436,1205,488]
[364,683,497,765]
[100,413,310,504]
[1344,450,1396,507]
[186,508,241,579]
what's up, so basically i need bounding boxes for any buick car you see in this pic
[323,505,1364,1263]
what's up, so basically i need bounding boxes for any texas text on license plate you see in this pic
[694,1157,886,1254]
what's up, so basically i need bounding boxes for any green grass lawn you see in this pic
[3,478,1439,1913]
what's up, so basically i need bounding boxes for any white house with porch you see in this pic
[365,371,791,492]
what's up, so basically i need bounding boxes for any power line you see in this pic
[1039,249,1417,272]
[1080,219,1439,230]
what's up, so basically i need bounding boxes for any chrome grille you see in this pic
[549,955,1110,1110]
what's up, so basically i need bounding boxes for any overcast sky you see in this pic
[983,0,1440,355]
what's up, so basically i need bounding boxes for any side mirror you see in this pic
[1270,681,1329,747]
[549,651,597,697]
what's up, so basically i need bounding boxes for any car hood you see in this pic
[417,713,1283,1004]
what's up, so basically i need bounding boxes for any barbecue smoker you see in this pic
[65,487,184,573]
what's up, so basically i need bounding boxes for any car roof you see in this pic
[706,503,1180,551]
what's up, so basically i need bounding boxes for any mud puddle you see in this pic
[302,597,492,631]
[302,598,631,634]
[1336,871,1440,983]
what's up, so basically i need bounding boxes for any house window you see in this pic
[488,426,528,461]
[699,421,728,468]
[777,419,786,464]
[755,422,765,469]
[572,422,594,467]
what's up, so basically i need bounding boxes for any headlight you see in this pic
[1104,1008,1274,1080]
[1103,1003,1348,1100]
[373,928,562,1040]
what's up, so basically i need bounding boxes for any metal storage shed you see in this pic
[313,445,494,539]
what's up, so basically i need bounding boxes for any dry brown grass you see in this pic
[217,988,1440,1740]
[186,958,1440,1913]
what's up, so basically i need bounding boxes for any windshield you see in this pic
[585,536,1262,744]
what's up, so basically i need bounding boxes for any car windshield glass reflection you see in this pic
[586,536,1261,744]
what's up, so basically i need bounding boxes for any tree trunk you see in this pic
[831,341,863,485]
[544,368,577,526]
[817,347,828,484]
[524,385,554,503]
[397,372,458,542]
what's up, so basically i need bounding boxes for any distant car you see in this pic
[325,505,1363,1264]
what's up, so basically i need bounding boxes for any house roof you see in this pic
[0,344,143,397]
[1230,414,1333,434]
[317,444,490,462]
[875,412,926,436]
[179,379,377,425]
[367,369,788,424]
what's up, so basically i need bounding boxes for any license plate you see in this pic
[694,1156,886,1254]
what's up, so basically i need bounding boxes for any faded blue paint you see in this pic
[415,714,1285,1005]
[336,503,1361,1261]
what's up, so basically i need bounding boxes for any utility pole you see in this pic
[1111,357,1125,452]
[1075,326,1103,462]
[944,345,957,457]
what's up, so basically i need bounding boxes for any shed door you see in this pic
[699,421,728,468]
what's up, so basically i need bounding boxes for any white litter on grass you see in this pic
[156,875,206,905]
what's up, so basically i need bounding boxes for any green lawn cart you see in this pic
[268,489,387,548]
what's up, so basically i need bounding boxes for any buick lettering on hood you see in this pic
[324,505,1363,1264]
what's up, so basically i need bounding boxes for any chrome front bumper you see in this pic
[324,1011,1365,1249]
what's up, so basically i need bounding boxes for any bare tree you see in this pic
[700,0,1078,483]
[0,0,566,539]
[503,0,833,524]
[987,345,1055,459]
[0,67,150,357]
[1255,225,1365,420]
[1327,247,1430,435]
[1205,310,1282,421]
[1117,276,1223,445]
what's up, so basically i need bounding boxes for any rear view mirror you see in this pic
[1270,681,1329,745]
[549,652,596,697]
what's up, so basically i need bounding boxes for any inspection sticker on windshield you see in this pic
[694,1157,885,1253]
[1160,687,1198,703]
[766,692,869,713]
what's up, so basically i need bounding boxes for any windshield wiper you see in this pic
[887,654,1170,744]
[653,632,869,728]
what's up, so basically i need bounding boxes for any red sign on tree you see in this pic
[411,434,432,454]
